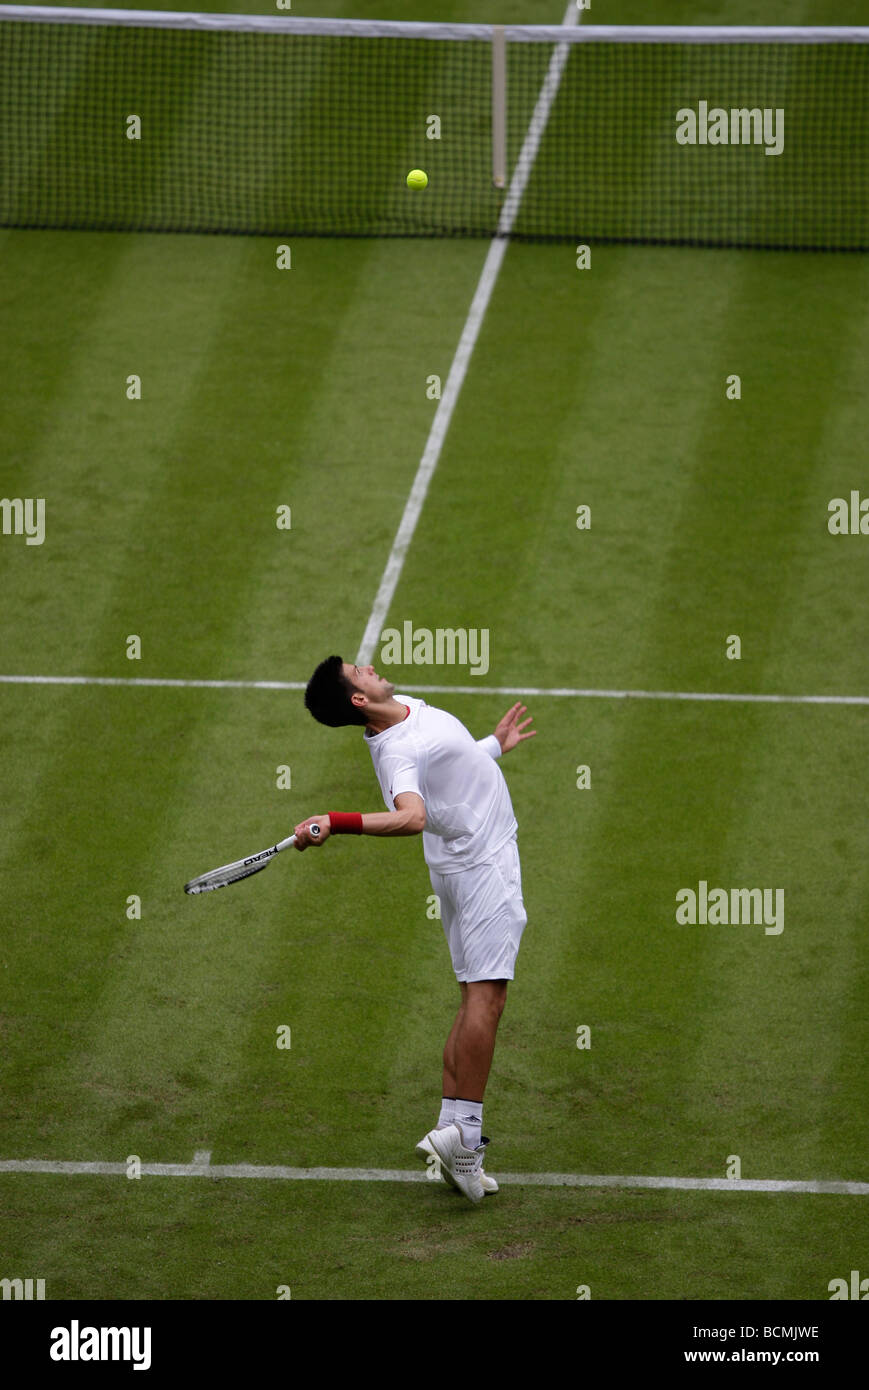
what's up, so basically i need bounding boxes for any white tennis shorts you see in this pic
[429,837,527,983]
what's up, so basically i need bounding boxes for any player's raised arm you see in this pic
[293,792,425,849]
[490,702,537,755]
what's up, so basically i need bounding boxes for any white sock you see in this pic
[455,1098,483,1150]
[437,1097,456,1129]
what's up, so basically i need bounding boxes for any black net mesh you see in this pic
[0,18,865,249]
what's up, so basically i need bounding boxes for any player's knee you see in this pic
[470,980,507,1019]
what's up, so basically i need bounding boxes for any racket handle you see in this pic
[276,825,319,852]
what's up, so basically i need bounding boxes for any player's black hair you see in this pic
[304,655,368,728]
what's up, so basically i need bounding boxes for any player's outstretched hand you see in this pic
[293,815,331,849]
[494,702,536,754]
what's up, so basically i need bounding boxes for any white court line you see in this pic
[0,1157,866,1194]
[0,674,866,705]
[354,1,580,667]
[407,684,869,707]
[495,6,580,236]
[0,674,307,690]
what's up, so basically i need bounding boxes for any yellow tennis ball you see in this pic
[406,169,428,190]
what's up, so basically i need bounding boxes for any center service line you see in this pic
[355,1,581,668]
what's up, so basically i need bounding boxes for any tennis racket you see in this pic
[184,824,320,894]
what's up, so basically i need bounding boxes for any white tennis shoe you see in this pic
[415,1124,496,1202]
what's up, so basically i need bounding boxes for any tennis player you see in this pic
[296,657,535,1203]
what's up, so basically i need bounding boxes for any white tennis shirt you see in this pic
[364,694,518,875]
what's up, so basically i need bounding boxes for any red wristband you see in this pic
[328,812,364,835]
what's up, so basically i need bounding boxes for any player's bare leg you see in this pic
[441,982,468,1097]
[419,979,507,1202]
[418,981,506,1198]
[453,979,508,1104]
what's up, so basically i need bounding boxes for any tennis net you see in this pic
[0,8,866,250]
